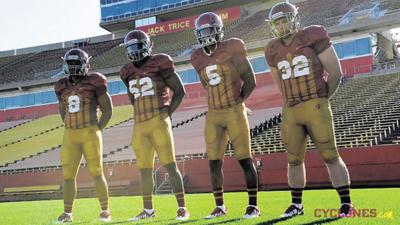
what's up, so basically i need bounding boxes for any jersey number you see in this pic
[205,65,221,86]
[68,95,80,113]
[129,77,155,99]
[277,55,310,80]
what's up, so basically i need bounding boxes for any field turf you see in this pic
[0,188,398,224]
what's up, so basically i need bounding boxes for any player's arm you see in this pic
[120,67,135,106]
[318,46,342,99]
[124,82,135,106]
[237,57,256,102]
[270,66,284,96]
[97,93,113,130]
[58,101,66,122]
[163,70,186,115]
[198,72,208,88]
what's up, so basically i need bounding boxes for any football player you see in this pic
[264,2,353,217]
[191,12,260,219]
[55,48,113,223]
[120,30,189,221]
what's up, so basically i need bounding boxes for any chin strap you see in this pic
[202,42,218,56]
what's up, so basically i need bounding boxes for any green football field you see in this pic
[0,188,398,225]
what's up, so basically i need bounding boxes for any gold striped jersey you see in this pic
[265,25,331,106]
[55,72,107,129]
[120,54,173,122]
[191,38,247,110]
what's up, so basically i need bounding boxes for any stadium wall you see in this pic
[1,145,399,197]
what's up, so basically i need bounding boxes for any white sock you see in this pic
[292,203,303,209]
[248,205,258,209]
[217,205,226,211]
[144,208,154,214]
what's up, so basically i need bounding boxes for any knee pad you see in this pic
[63,167,77,180]
[63,171,76,181]
[88,164,103,177]
[287,153,304,166]
[320,148,339,164]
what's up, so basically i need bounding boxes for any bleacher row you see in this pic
[0,106,283,173]
[0,39,122,84]
[2,0,399,85]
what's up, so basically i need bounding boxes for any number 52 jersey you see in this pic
[264,25,331,106]
[120,54,173,122]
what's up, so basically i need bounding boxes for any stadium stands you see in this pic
[0,54,33,69]
[0,105,133,169]
[0,39,121,84]
[0,185,61,201]
[91,20,241,70]
[0,119,31,132]
[1,0,399,85]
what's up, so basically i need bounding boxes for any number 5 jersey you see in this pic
[264,25,331,106]
[190,38,248,110]
[55,73,108,129]
[120,54,173,122]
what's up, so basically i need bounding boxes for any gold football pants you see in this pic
[281,97,339,165]
[132,112,176,169]
[205,103,251,160]
[61,125,103,179]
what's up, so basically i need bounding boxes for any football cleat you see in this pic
[205,206,227,219]
[128,209,155,221]
[339,203,354,217]
[243,205,261,219]
[176,207,190,221]
[99,210,111,222]
[56,212,73,223]
[281,204,304,218]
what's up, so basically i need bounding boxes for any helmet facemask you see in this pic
[195,25,224,49]
[194,12,224,56]
[125,40,152,62]
[62,55,90,78]
[269,12,299,39]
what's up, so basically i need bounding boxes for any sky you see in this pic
[0,0,399,52]
[0,0,110,52]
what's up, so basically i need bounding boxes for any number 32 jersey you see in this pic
[120,54,173,122]
[191,38,247,110]
[265,25,331,106]
[55,73,108,129]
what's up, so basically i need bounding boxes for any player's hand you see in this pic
[160,110,171,121]
[245,107,253,116]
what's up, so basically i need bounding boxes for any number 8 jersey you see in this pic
[55,72,108,129]
[120,54,173,122]
[264,25,331,106]
[191,38,247,110]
